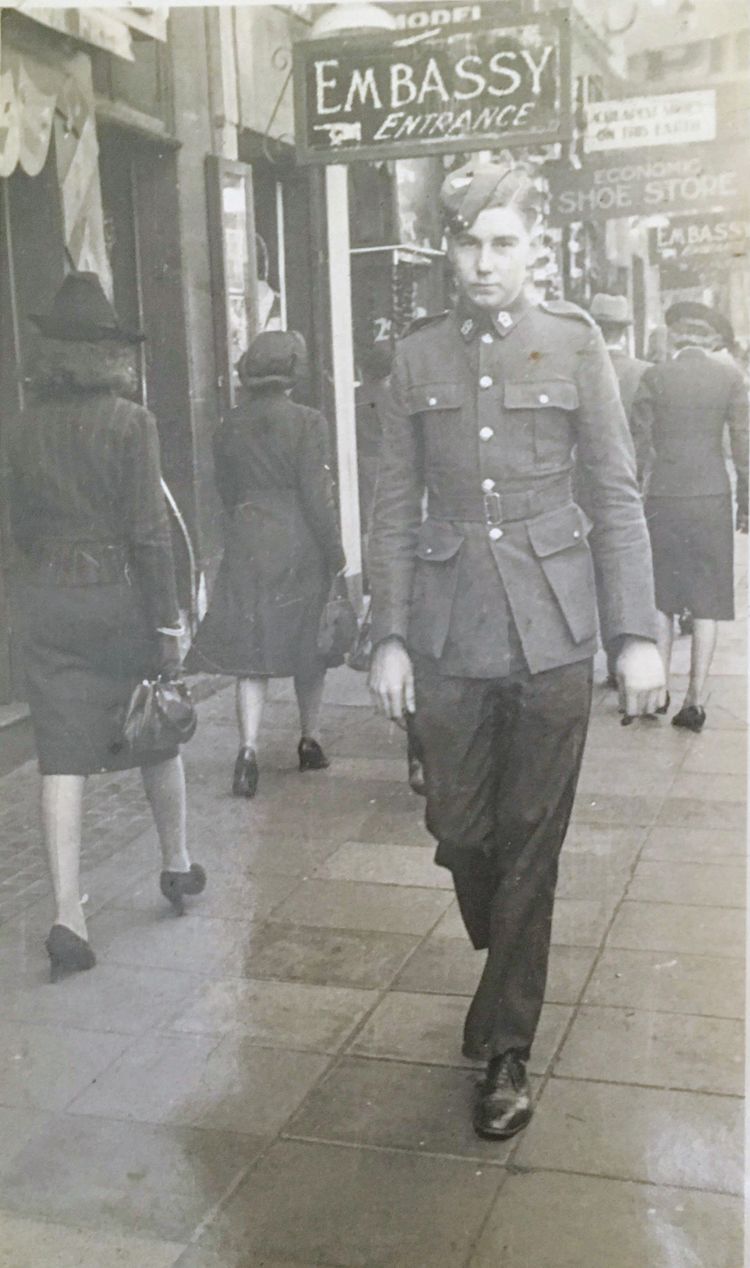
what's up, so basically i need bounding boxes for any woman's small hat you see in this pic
[665,301,734,349]
[30,271,145,343]
[590,293,632,328]
[237,330,308,388]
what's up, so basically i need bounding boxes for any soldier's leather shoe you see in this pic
[473,1051,533,1140]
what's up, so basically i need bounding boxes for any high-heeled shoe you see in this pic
[45,924,96,983]
[672,703,706,733]
[298,737,330,771]
[232,747,259,798]
[159,863,207,917]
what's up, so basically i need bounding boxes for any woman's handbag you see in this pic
[317,575,358,668]
[347,595,373,672]
[118,675,198,760]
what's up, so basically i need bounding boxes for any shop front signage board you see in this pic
[546,142,748,226]
[649,212,750,267]
[584,90,716,154]
[293,11,571,163]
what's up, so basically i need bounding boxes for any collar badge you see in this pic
[460,318,475,338]
[497,311,513,328]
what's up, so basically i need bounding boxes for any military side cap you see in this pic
[439,161,540,233]
[590,293,632,327]
[665,301,734,348]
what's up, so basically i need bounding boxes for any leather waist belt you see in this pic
[27,542,130,587]
[428,479,573,526]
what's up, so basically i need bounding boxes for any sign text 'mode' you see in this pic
[293,14,570,163]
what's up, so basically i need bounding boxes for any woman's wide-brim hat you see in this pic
[30,271,145,343]
[665,301,734,349]
[236,329,308,389]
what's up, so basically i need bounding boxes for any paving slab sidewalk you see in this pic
[0,553,744,1268]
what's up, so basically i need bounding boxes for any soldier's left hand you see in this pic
[616,638,666,720]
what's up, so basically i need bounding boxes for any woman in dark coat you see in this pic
[186,331,346,796]
[8,273,205,980]
[632,302,749,732]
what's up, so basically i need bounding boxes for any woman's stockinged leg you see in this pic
[236,676,268,750]
[686,618,719,708]
[41,774,87,938]
[295,665,327,741]
[655,609,675,690]
[142,754,190,873]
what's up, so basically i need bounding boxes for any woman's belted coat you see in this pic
[186,389,345,678]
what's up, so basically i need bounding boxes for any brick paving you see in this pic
[0,553,744,1267]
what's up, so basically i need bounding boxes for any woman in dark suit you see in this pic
[186,331,346,796]
[8,273,205,980]
[632,303,749,731]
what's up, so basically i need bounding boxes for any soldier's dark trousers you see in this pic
[413,657,593,1061]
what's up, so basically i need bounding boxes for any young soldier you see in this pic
[368,162,665,1140]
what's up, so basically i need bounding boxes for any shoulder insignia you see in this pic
[539,299,596,327]
[401,311,450,338]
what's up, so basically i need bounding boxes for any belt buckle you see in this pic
[483,491,503,526]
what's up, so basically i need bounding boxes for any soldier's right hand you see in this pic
[369,638,416,722]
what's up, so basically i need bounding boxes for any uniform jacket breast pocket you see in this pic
[504,380,578,469]
[406,382,466,474]
[406,383,464,418]
[526,503,597,645]
[408,518,465,658]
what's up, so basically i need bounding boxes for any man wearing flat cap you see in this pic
[631,301,748,735]
[368,160,664,1140]
[589,293,649,435]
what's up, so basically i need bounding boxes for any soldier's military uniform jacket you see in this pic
[368,292,658,677]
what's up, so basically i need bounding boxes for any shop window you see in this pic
[206,157,259,411]
[252,167,287,332]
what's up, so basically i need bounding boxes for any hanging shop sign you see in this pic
[584,89,716,154]
[546,142,747,226]
[293,12,571,163]
[649,213,750,267]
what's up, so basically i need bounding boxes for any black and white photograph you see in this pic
[0,1,746,1264]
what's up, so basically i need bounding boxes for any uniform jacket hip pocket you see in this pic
[526,503,597,645]
[408,518,464,659]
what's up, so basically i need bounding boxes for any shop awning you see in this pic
[0,9,167,178]
[0,45,61,178]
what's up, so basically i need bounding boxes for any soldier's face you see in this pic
[448,206,532,311]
